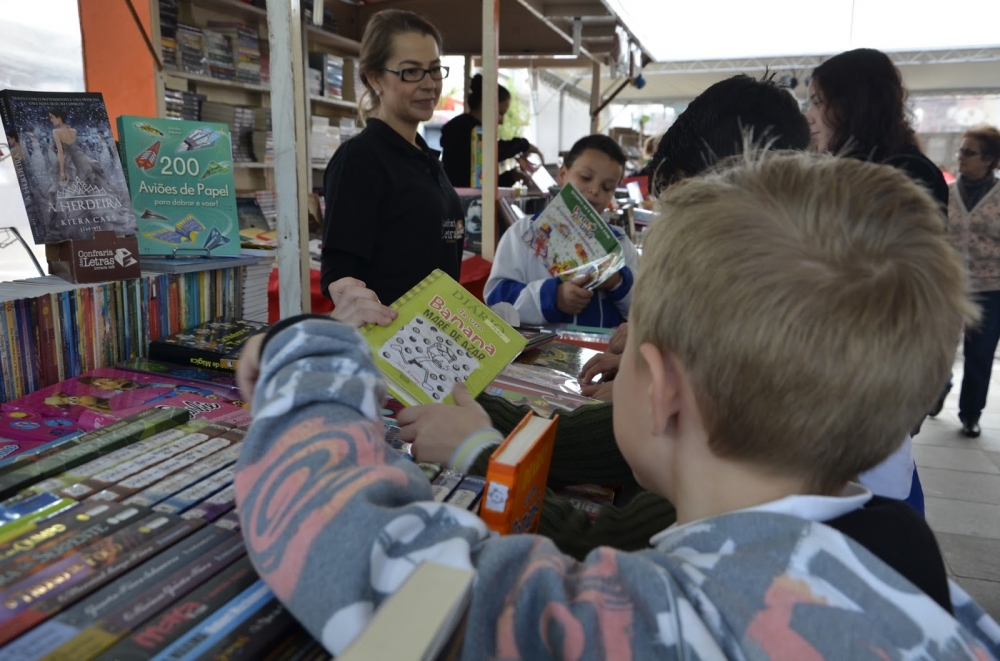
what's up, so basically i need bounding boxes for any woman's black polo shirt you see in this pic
[320,118,464,305]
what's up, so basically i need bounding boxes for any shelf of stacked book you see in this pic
[188,0,267,22]
[305,24,361,55]
[163,70,270,93]
[309,94,357,111]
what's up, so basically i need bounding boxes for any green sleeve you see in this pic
[476,393,635,485]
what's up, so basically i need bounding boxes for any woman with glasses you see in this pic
[320,9,463,327]
[439,73,542,188]
[947,126,1000,437]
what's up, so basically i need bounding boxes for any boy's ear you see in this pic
[638,343,683,436]
[556,165,567,186]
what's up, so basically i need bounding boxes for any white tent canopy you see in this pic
[605,0,1000,62]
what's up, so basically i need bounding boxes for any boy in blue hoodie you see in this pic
[234,153,995,659]
[484,135,639,327]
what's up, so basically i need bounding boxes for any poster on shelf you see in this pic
[117,116,241,257]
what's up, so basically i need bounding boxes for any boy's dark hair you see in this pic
[468,74,511,111]
[48,108,68,122]
[565,134,627,170]
[811,48,916,160]
[648,74,809,194]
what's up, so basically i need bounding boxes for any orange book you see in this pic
[480,412,559,534]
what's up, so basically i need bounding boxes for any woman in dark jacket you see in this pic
[805,48,948,214]
[440,74,541,188]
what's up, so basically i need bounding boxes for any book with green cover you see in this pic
[360,270,527,406]
[116,116,241,257]
[519,182,624,288]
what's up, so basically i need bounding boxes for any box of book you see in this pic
[360,270,527,406]
[520,182,624,287]
[0,91,138,246]
[117,116,241,257]
[480,412,558,534]
[148,319,268,373]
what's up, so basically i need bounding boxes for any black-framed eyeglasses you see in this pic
[383,66,450,83]
[958,148,982,158]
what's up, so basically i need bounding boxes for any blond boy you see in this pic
[234,153,994,658]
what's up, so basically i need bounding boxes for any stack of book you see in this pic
[200,101,256,163]
[163,88,204,121]
[240,251,274,323]
[203,28,237,82]
[208,21,263,86]
[252,107,273,163]
[0,267,246,405]
[254,190,277,229]
[176,24,206,76]
[159,0,178,71]
[302,0,339,32]
[308,53,345,99]
[310,116,341,168]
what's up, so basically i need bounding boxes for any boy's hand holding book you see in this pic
[557,275,595,315]
[397,383,493,465]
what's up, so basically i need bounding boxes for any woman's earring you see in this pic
[374,89,381,97]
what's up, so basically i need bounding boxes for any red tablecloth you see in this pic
[267,256,494,323]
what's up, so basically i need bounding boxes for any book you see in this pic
[0,91,137,244]
[519,182,624,287]
[515,341,601,377]
[479,412,558,535]
[117,116,241,258]
[359,270,527,406]
[483,376,596,418]
[115,357,239,392]
[336,561,475,661]
[148,318,268,373]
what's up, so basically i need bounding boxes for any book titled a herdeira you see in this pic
[117,116,241,257]
[0,91,137,244]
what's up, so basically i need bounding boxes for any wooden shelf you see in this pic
[309,95,356,111]
[164,70,270,93]
[188,0,267,21]
[305,25,361,55]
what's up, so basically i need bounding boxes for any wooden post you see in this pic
[590,60,601,134]
[266,0,310,316]
[481,0,500,261]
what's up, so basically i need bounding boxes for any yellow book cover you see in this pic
[360,269,527,406]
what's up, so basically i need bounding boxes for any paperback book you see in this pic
[360,270,527,406]
[519,182,624,287]
[117,115,241,257]
[148,318,268,373]
[0,91,137,244]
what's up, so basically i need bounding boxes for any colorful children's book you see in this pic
[117,115,240,257]
[116,357,239,391]
[519,182,624,287]
[147,318,268,373]
[484,375,597,418]
[515,341,601,377]
[0,367,242,443]
[359,270,527,406]
[0,91,137,244]
[479,412,558,535]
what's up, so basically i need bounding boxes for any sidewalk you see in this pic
[917,359,1000,620]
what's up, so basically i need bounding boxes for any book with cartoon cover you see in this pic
[360,269,527,406]
[519,182,624,287]
[0,91,137,244]
[148,319,268,373]
[116,116,241,257]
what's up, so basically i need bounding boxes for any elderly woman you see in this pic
[947,125,1000,437]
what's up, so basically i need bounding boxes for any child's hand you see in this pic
[236,333,266,403]
[579,352,622,385]
[607,323,629,355]
[328,277,397,328]
[557,276,594,315]
[595,271,623,291]
[581,380,615,401]
[397,384,493,465]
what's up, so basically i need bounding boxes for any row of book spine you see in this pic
[0,267,245,404]
[0,407,331,660]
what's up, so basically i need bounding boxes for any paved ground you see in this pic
[918,358,1000,620]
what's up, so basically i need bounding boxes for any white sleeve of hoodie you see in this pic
[484,218,562,326]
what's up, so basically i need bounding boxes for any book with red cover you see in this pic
[479,412,558,535]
